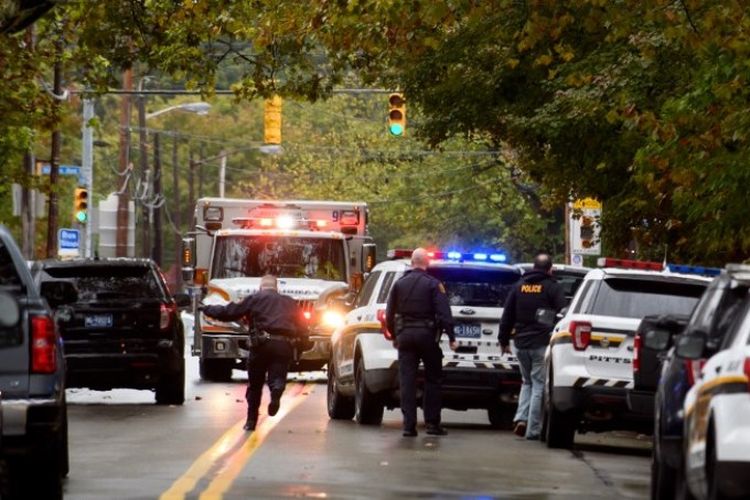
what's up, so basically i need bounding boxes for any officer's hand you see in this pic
[392,339,399,349]
[501,345,512,355]
[449,340,458,351]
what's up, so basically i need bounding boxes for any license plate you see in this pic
[85,314,113,328]
[454,323,481,338]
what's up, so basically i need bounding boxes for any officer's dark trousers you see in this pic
[397,330,443,430]
[246,339,293,421]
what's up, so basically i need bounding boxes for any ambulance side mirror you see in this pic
[363,243,377,273]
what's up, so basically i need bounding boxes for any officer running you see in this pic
[386,248,457,437]
[201,275,308,431]
[499,253,565,440]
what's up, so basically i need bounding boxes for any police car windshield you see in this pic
[427,267,519,308]
[589,278,706,319]
[212,235,346,281]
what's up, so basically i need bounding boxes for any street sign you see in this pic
[571,254,584,266]
[569,197,602,256]
[58,228,81,257]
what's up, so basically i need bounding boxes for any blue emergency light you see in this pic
[666,263,722,277]
[473,253,488,261]
[388,248,509,263]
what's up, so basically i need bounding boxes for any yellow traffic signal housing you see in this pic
[388,93,406,136]
[73,187,88,224]
[263,95,282,145]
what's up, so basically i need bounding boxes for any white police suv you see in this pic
[327,249,522,427]
[682,265,750,499]
[543,258,712,448]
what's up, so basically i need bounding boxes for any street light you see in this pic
[145,102,211,120]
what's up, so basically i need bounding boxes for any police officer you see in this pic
[201,275,308,431]
[386,248,457,437]
[499,253,565,440]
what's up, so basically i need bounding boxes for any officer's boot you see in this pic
[244,406,258,431]
[268,389,283,417]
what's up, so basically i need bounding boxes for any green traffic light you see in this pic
[389,123,404,136]
[75,211,88,223]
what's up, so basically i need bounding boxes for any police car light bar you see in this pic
[597,257,663,271]
[387,248,508,263]
[666,264,722,277]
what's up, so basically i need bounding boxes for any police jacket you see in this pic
[498,270,566,349]
[202,289,307,338]
[386,268,456,342]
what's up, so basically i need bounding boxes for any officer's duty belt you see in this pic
[401,319,435,329]
[262,332,295,343]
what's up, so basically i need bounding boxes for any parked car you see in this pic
[32,258,190,405]
[0,226,68,498]
[542,258,711,449]
[652,264,750,499]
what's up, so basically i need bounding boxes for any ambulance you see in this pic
[182,198,375,381]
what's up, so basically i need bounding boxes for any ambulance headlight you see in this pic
[322,310,345,329]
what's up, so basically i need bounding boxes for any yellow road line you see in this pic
[199,384,311,500]
[160,419,246,500]
[160,382,309,500]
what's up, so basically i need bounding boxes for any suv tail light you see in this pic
[570,321,592,351]
[31,315,57,374]
[377,309,392,341]
[685,359,706,386]
[633,333,642,373]
[160,303,175,330]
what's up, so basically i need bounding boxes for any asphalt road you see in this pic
[61,348,651,500]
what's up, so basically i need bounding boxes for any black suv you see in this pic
[33,258,190,405]
[651,265,750,499]
[0,226,68,498]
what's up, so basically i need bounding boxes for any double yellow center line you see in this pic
[160,382,310,500]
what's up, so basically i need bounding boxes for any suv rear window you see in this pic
[427,267,519,308]
[0,242,22,289]
[41,266,164,301]
[589,278,705,319]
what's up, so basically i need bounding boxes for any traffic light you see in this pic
[73,187,88,224]
[388,93,406,136]
[263,95,282,145]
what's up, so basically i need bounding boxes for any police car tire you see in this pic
[544,369,576,449]
[327,363,355,420]
[487,405,514,430]
[651,443,676,500]
[354,361,384,425]
[156,361,186,405]
[199,358,233,382]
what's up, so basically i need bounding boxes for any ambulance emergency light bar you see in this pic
[597,257,721,276]
[388,249,508,263]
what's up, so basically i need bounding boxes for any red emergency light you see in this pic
[597,257,663,271]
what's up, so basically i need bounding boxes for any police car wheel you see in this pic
[651,441,676,500]
[544,368,576,449]
[354,361,384,425]
[327,363,355,420]
[487,405,514,430]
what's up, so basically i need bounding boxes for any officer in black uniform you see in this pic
[201,275,308,431]
[386,248,457,437]
[499,253,566,440]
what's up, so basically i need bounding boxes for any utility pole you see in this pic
[198,144,205,198]
[116,69,133,257]
[172,136,181,289]
[152,132,163,266]
[46,41,63,258]
[137,90,150,258]
[21,152,35,258]
[81,98,94,257]
[188,151,195,230]
[219,150,226,197]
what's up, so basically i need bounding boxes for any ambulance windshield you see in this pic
[211,235,346,282]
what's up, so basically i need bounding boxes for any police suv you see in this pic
[543,258,712,449]
[327,249,521,426]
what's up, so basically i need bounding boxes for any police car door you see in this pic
[335,271,382,384]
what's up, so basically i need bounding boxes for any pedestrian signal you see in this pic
[388,93,406,136]
[73,187,88,224]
